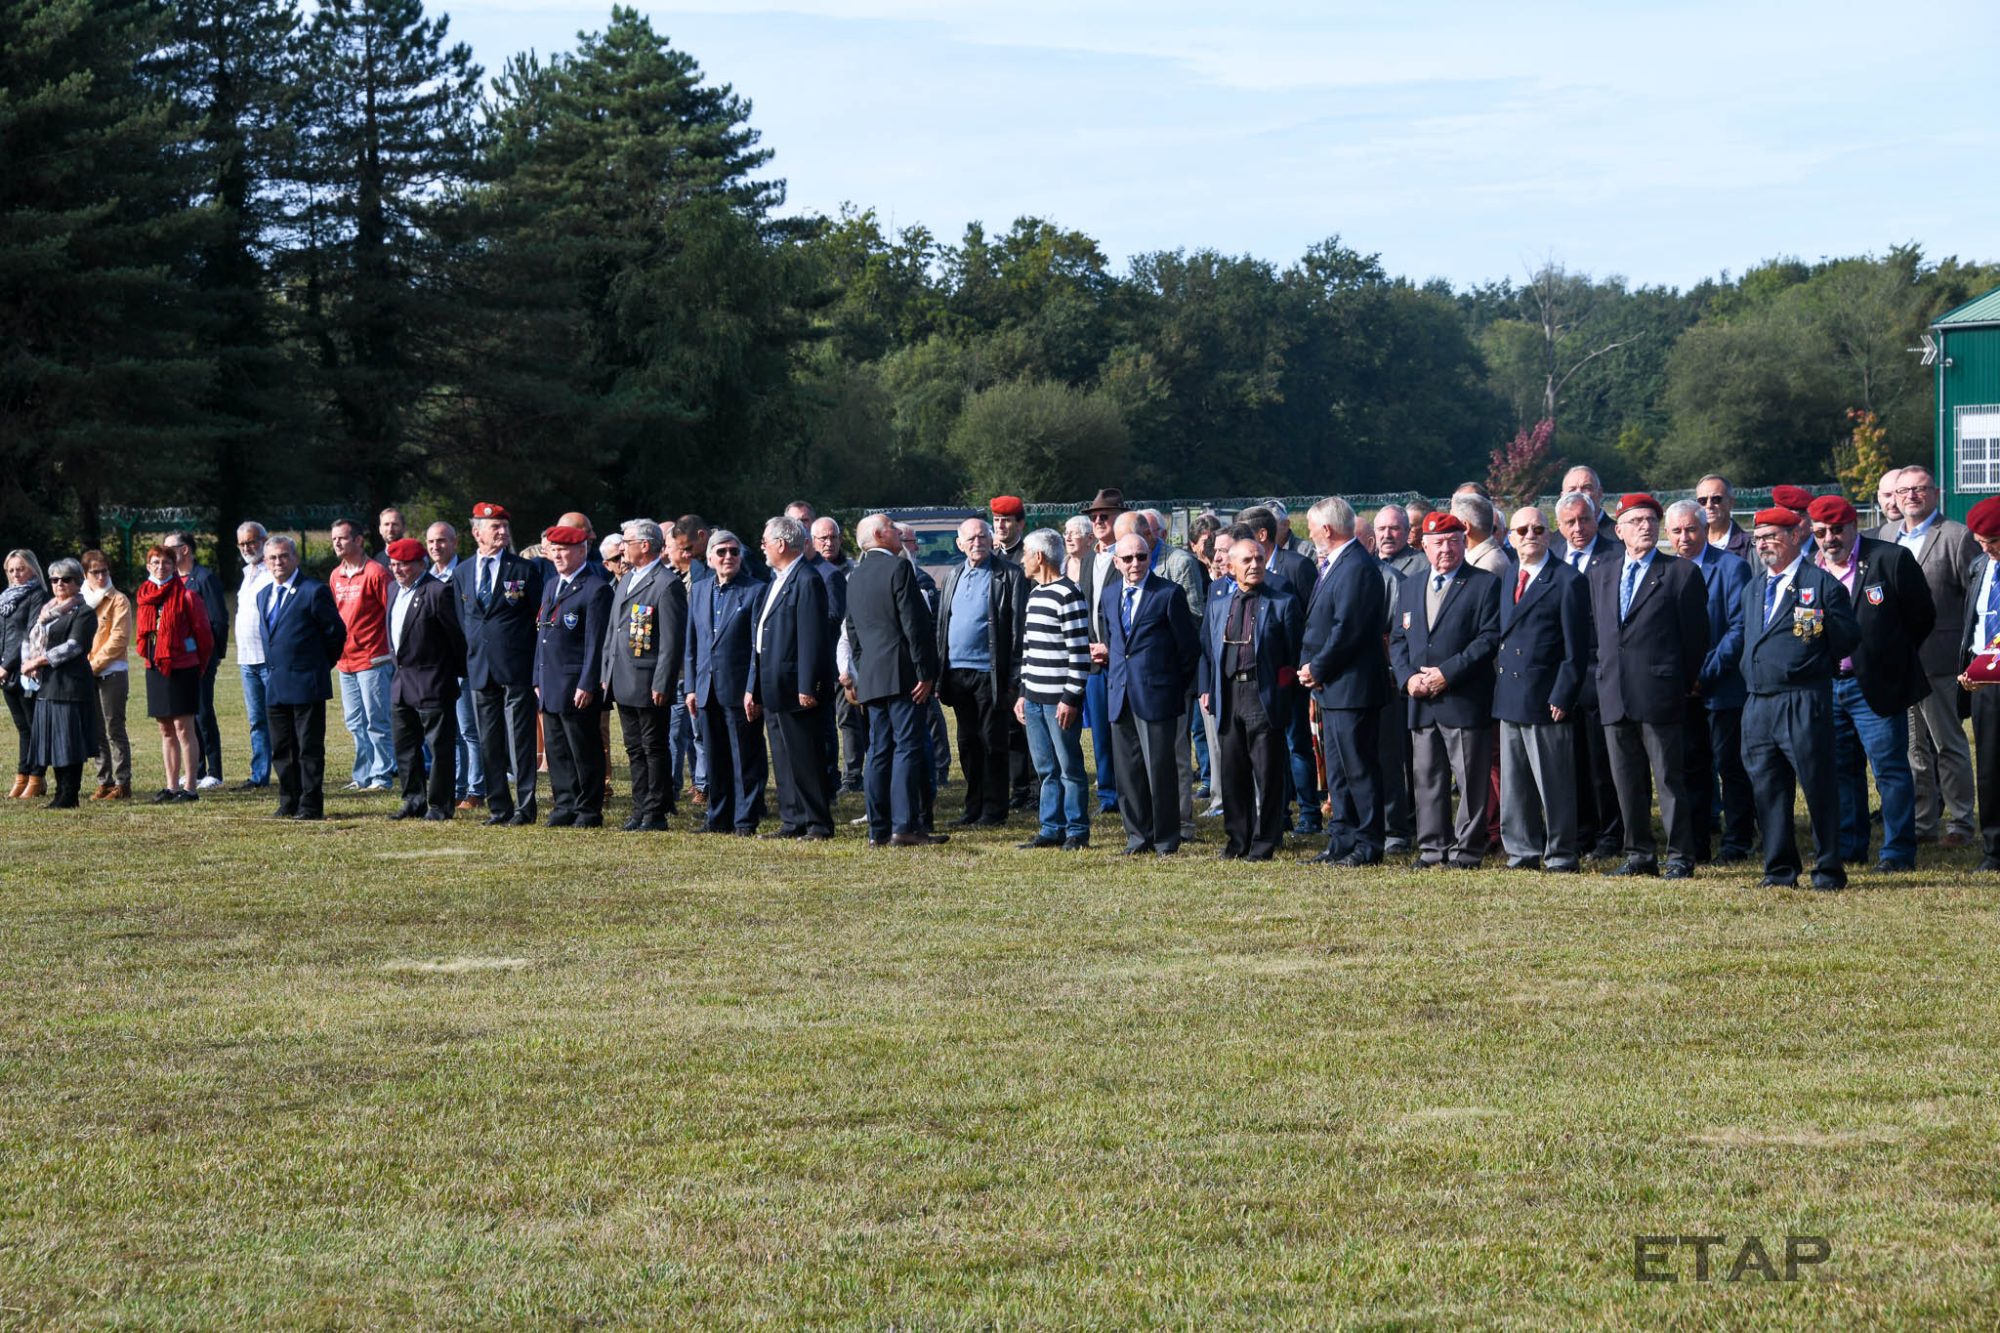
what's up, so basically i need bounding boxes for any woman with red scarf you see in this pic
[133,544,213,803]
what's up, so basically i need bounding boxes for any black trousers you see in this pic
[768,703,833,835]
[1111,710,1183,851]
[269,700,326,817]
[1218,680,1287,857]
[1977,687,2000,865]
[1322,704,1384,859]
[1708,706,1756,857]
[1375,697,1413,843]
[947,667,1011,821]
[5,685,41,777]
[1606,718,1693,868]
[473,683,538,817]
[701,699,767,832]
[834,688,868,787]
[1744,689,1843,885]
[542,707,604,819]
[618,703,674,822]
[393,699,457,813]
[194,656,223,780]
[1572,704,1622,855]
[1008,712,1033,804]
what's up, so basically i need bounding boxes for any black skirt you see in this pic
[28,698,97,768]
[146,666,201,719]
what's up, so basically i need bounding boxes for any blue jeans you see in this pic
[1084,672,1117,808]
[1022,699,1090,840]
[1190,707,1210,788]
[338,662,396,787]
[670,692,706,793]
[238,662,271,786]
[1832,676,1915,865]
[454,681,483,798]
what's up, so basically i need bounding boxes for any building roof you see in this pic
[1935,285,2000,330]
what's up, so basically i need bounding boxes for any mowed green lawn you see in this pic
[3,665,2000,1327]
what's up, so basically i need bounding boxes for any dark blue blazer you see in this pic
[804,551,848,632]
[390,574,467,709]
[1105,573,1200,723]
[532,566,611,714]
[1737,560,1860,695]
[1388,563,1501,729]
[751,564,834,711]
[459,550,544,690]
[1691,545,1752,711]
[1198,583,1304,730]
[1587,550,1710,725]
[1265,544,1315,604]
[1493,559,1590,723]
[257,577,347,707]
[686,573,766,708]
[1298,544,1391,711]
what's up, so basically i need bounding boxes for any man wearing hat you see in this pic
[1081,487,1127,813]
[1389,511,1501,868]
[460,502,545,826]
[533,525,612,827]
[1810,493,1934,872]
[1770,484,1818,559]
[1588,493,1710,879]
[1955,498,2000,871]
[385,538,466,820]
[1739,506,1860,888]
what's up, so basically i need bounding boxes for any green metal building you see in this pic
[1934,286,2000,522]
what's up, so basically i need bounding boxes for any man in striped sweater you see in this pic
[1013,529,1094,850]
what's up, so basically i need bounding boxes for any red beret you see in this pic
[1752,507,1801,528]
[542,524,589,547]
[1617,493,1661,517]
[471,501,510,521]
[1421,511,1466,536]
[1806,495,1858,526]
[989,495,1024,518]
[384,538,425,562]
[1769,485,1814,511]
[1968,497,2000,540]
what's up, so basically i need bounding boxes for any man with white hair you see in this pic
[232,520,274,790]
[753,516,835,839]
[424,521,484,810]
[604,517,685,831]
[1453,493,1514,580]
[935,517,1026,827]
[1298,497,1392,865]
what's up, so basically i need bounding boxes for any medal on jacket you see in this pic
[629,603,653,657]
[1792,605,1823,639]
[503,578,524,603]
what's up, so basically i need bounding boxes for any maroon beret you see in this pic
[1752,507,1801,529]
[384,538,425,562]
[1967,497,2000,540]
[1421,512,1466,536]
[1617,492,1662,517]
[1769,485,1814,512]
[542,524,589,547]
[1806,495,1858,526]
[471,501,510,521]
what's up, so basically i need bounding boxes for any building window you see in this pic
[1959,406,2000,492]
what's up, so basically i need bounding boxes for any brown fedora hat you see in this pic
[1083,487,1127,515]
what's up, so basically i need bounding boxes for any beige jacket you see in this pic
[86,587,132,675]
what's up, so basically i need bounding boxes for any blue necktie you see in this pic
[264,585,287,630]
[1765,574,1782,626]
[1620,562,1641,621]
[478,557,494,607]
[1985,572,2000,645]
[1122,585,1137,634]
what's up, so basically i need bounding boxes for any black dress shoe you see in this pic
[761,827,804,840]
[1415,857,1445,869]
[1116,845,1153,857]
[484,812,514,826]
[545,812,577,828]
[622,816,644,832]
[293,811,323,821]
[974,815,1008,828]
[1336,850,1380,867]
[1218,847,1243,860]
[733,828,757,837]
[151,788,177,804]
[1447,857,1483,870]
[889,832,949,846]
[1060,836,1088,851]
[1506,857,1541,871]
[1712,851,1750,865]
[506,810,534,826]
[1809,875,1846,891]
[1307,850,1338,864]
[235,780,267,791]
[423,808,452,821]
[1242,850,1274,862]
[1155,842,1181,857]
[800,828,834,841]
[1661,863,1694,880]
[633,817,668,832]
[1543,861,1580,873]
[574,814,603,829]
[1978,857,2000,872]
[1871,860,1913,874]
[1608,858,1658,877]
[951,813,982,828]
[389,804,423,821]
[1017,836,1062,849]
[1760,875,1797,888]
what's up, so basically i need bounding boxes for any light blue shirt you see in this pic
[948,561,994,671]
[1897,508,1940,554]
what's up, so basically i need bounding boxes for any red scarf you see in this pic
[133,575,192,672]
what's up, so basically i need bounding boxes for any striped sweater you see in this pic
[1019,576,1090,705]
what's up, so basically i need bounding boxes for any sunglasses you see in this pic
[1115,554,1148,563]
[711,547,742,557]
[1511,525,1546,536]
[50,575,76,584]
[1695,495,1729,506]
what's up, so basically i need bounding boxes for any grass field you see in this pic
[3,667,1999,1327]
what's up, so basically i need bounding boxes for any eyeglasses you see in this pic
[1695,495,1729,506]
[1895,485,1933,496]
[1114,554,1147,563]
[711,547,742,558]
[50,575,76,584]
[1511,525,1546,536]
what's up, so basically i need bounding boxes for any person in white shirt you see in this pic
[232,521,274,788]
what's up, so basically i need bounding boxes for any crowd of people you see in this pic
[4,463,1998,889]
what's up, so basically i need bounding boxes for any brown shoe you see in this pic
[455,796,485,811]
[6,775,24,799]
[21,776,45,799]
[889,832,950,847]
[110,784,132,800]
[1942,830,1972,848]
[690,787,707,808]
[89,782,113,800]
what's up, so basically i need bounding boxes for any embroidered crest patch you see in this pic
[1797,587,1815,606]
[562,610,578,630]
[1865,584,1884,605]
[1402,611,1412,630]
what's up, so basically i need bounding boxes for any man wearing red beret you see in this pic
[1587,493,1710,879]
[533,525,612,827]
[1954,497,2000,871]
[1739,507,1861,888]
[385,537,467,820]
[1809,494,1934,872]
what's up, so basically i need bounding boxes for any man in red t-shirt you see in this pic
[329,517,396,790]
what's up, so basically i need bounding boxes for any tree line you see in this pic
[7,0,1998,562]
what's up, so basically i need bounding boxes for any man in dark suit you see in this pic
[1299,499,1392,866]
[460,502,545,826]
[899,523,950,812]
[1239,505,1320,837]
[602,518,686,832]
[786,501,848,801]
[845,514,945,846]
[384,538,466,820]
[752,516,835,839]
[1198,530,1302,860]
[936,518,1028,827]
[1738,507,1862,889]
[256,535,348,820]
[1371,504,1427,855]
[1389,512,1502,868]
[532,526,612,828]
[1492,506,1590,872]
[1666,500,1755,863]
[1807,494,1935,872]
[1555,489,1625,858]
[1098,532,1201,855]
[1954,498,2000,873]
[1080,488,1127,813]
[685,528,767,835]
[1587,493,1710,879]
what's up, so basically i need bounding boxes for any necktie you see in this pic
[265,584,287,628]
[478,557,494,606]
[1985,571,2000,645]
[1514,566,1530,603]
[1620,562,1640,621]
[1122,585,1138,634]
[1432,573,1447,594]
[1765,574,1782,626]
[1570,548,1585,570]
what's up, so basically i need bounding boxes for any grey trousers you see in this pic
[1909,673,1975,839]
[1498,720,1577,866]
[1201,704,1222,811]
[93,670,131,788]
[1411,722,1492,862]
[1172,688,1197,840]
[1605,719,1693,867]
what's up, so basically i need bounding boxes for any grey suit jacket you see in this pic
[1899,516,1980,677]
[600,558,687,704]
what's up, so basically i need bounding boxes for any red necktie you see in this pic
[1514,566,1529,603]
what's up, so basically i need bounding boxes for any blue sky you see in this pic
[443,1,1998,290]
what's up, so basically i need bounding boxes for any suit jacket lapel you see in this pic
[1624,555,1666,622]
